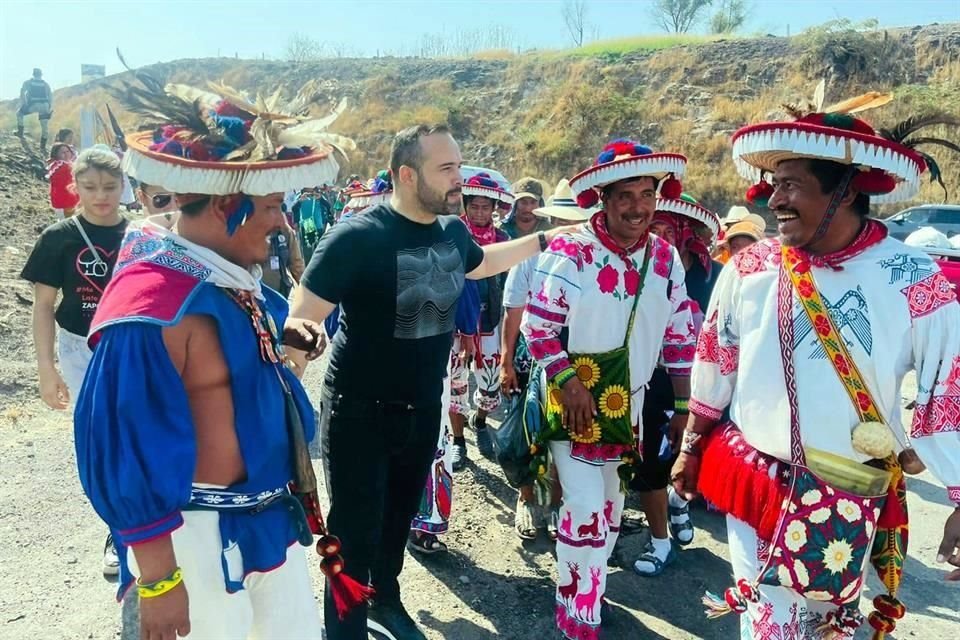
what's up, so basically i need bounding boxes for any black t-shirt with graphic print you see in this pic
[20,215,128,336]
[302,204,484,405]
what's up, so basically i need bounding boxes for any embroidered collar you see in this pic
[793,218,887,271]
[590,210,648,261]
[461,215,501,246]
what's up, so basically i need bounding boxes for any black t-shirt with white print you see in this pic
[302,204,484,405]
[20,215,128,336]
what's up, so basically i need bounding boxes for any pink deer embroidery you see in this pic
[603,500,614,529]
[574,567,603,622]
[664,326,687,343]
[552,288,570,311]
[559,510,573,537]
[557,562,580,605]
[535,283,550,305]
[577,512,601,539]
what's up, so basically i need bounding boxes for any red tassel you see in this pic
[577,188,600,209]
[746,180,774,207]
[699,425,790,542]
[851,169,896,196]
[659,177,683,199]
[328,572,376,620]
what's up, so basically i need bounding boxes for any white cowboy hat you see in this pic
[534,179,592,221]
[721,205,767,233]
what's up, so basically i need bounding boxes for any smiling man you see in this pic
[73,82,347,639]
[290,124,568,640]
[673,106,960,638]
[520,140,695,639]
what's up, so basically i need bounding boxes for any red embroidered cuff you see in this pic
[116,511,184,546]
[689,398,724,421]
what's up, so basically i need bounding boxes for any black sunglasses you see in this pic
[151,193,174,209]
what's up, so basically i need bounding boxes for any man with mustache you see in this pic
[673,104,960,638]
[290,124,568,640]
[521,140,696,638]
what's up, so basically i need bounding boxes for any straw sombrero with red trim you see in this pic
[346,169,392,210]
[732,89,959,205]
[656,193,720,239]
[462,172,515,210]
[569,139,687,209]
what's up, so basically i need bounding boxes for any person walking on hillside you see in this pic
[21,146,129,576]
[17,68,53,152]
[289,124,567,640]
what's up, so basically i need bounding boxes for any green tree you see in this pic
[710,0,748,35]
[654,0,714,34]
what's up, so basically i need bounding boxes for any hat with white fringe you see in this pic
[569,139,686,209]
[115,76,355,199]
[732,84,958,206]
[346,169,392,210]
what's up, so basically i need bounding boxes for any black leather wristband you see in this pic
[538,231,548,251]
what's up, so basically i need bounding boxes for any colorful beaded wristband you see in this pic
[674,398,689,413]
[137,567,183,599]
[553,367,577,388]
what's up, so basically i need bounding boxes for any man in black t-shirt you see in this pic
[289,124,564,640]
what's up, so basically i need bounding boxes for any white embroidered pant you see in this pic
[411,373,454,534]
[126,511,323,639]
[550,441,625,640]
[727,515,838,640]
[57,329,92,402]
[449,328,503,416]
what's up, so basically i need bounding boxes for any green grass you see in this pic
[565,33,739,57]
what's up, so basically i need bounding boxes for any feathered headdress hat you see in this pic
[569,139,687,209]
[112,73,355,200]
[345,169,393,211]
[462,172,515,210]
[733,80,959,206]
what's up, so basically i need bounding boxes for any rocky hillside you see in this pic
[3,22,958,215]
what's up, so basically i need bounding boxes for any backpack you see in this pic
[26,79,48,103]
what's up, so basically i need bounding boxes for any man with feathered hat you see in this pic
[672,94,960,638]
[521,139,697,638]
[73,78,359,638]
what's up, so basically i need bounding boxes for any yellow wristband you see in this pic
[137,567,183,599]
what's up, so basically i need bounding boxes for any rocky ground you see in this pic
[0,132,958,638]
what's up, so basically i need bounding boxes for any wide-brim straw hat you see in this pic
[534,179,592,221]
[656,196,720,239]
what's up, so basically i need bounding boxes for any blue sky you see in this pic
[1,0,957,100]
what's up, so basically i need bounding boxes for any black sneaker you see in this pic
[451,442,468,471]
[367,600,426,640]
[475,426,494,459]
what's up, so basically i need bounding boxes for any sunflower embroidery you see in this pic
[547,385,563,416]
[569,422,602,444]
[572,356,601,389]
[599,384,629,419]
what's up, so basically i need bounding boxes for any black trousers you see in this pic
[631,368,678,492]
[319,384,441,640]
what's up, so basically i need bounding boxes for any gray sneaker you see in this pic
[103,534,120,577]
[451,442,468,471]
[475,426,494,459]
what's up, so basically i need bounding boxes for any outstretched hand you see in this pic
[282,317,326,361]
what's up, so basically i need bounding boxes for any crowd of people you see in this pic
[16,71,960,640]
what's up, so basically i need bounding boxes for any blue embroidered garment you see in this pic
[74,226,316,599]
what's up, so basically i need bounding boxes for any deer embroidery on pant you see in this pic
[577,512,601,539]
[574,567,603,622]
[557,562,580,605]
[603,500,614,528]
[559,510,573,537]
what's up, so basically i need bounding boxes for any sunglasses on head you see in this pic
[151,193,174,209]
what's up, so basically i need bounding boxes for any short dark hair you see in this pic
[180,196,211,217]
[390,124,451,176]
[55,128,74,142]
[806,159,870,217]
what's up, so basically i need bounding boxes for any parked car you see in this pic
[881,204,960,241]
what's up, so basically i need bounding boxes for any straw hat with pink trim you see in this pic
[569,139,687,209]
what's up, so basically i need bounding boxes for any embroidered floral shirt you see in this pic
[691,221,960,504]
[521,215,696,461]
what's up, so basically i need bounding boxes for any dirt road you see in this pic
[1,364,958,639]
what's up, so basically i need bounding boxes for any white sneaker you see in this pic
[103,534,120,577]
